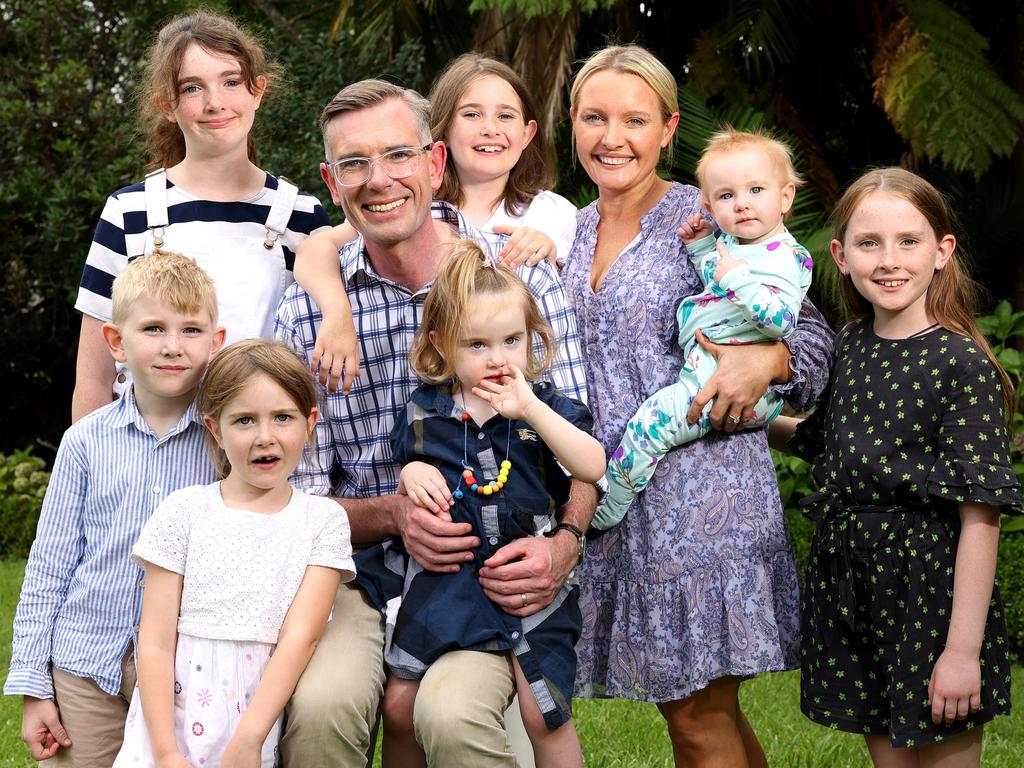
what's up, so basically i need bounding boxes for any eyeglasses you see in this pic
[325,144,433,187]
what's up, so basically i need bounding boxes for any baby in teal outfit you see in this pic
[594,128,814,528]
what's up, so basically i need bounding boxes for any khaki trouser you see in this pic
[44,647,137,767]
[279,582,525,767]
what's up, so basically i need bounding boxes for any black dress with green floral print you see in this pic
[790,319,1020,748]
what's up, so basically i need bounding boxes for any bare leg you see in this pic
[381,676,426,768]
[865,736,920,768]
[919,727,983,768]
[738,708,767,768]
[511,656,582,768]
[657,676,749,768]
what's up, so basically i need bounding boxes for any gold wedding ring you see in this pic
[520,593,529,608]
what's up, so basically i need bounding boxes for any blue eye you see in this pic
[275,413,293,423]
[237,416,253,425]
[750,186,764,194]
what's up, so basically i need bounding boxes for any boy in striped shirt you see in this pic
[6,251,224,765]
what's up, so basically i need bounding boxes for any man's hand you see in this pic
[686,330,791,430]
[478,533,577,617]
[394,495,477,573]
[21,697,71,760]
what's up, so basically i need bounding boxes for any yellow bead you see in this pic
[482,486,493,496]
[500,460,512,470]
[498,471,509,482]
[495,481,504,490]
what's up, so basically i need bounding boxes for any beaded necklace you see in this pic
[451,392,513,500]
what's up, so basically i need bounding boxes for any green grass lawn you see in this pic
[0,558,1020,767]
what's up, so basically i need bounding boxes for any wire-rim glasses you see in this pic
[326,144,433,187]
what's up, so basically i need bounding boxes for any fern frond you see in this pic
[873,0,1024,177]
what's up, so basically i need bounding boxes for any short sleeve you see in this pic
[926,351,1021,514]
[536,383,594,436]
[306,495,356,581]
[132,486,197,573]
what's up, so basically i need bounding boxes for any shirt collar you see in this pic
[102,385,202,439]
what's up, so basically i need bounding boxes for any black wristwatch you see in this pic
[544,522,586,564]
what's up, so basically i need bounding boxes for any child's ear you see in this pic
[101,322,128,363]
[522,119,538,147]
[252,75,267,110]
[306,406,319,435]
[780,182,796,215]
[202,414,224,448]
[155,96,176,123]
[934,233,955,270]
[830,239,848,274]
[209,327,227,359]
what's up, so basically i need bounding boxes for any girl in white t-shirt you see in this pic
[294,53,577,393]
[113,340,354,768]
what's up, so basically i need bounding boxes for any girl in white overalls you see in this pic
[72,10,330,419]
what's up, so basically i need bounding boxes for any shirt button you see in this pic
[511,631,520,640]
[477,432,485,440]
[488,536,498,545]
[132,624,141,633]
[152,485,162,494]
[137,578,145,588]
[116,373,127,384]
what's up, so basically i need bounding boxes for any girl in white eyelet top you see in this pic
[113,340,354,768]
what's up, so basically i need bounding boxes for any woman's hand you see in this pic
[686,330,791,430]
[493,225,557,267]
[398,462,454,518]
[472,365,538,422]
[310,311,360,394]
[928,647,982,725]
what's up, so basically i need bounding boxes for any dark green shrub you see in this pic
[0,449,49,560]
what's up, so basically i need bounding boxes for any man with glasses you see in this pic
[275,79,593,767]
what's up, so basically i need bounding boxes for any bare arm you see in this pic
[473,366,606,482]
[136,564,188,766]
[293,223,360,393]
[71,315,115,422]
[767,415,803,453]
[222,565,342,767]
[928,502,1001,725]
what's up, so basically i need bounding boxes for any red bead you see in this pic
[460,412,470,421]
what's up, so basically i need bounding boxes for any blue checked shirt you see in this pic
[275,201,588,499]
[5,390,215,699]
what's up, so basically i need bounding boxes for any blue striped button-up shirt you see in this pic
[5,389,215,699]
[275,201,588,499]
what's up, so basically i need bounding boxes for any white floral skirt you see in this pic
[113,634,279,767]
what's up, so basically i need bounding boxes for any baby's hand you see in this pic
[493,226,557,267]
[677,213,713,245]
[472,365,537,422]
[399,461,454,518]
[311,312,360,394]
[712,239,747,284]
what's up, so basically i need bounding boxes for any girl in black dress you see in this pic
[771,167,1019,766]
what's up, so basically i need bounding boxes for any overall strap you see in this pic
[143,168,169,250]
[263,177,299,249]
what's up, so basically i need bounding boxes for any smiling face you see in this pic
[205,373,318,509]
[437,290,529,402]
[702,146,795,244]
[571,69,678,197]
[165,43,264,159]
[320,98,445,251]
[831,191,955,336]
[444,75,537,188]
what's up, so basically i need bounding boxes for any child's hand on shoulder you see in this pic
[928,647,982,725]
[21,697,71,760]
[472,365,537,422]
[311,311,360,395]
[712,239,747,284]
[493,226,557,268]
[399,461,454,519]
[677,213,713,245]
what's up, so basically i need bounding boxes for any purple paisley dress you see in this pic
[563,183,834,702]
